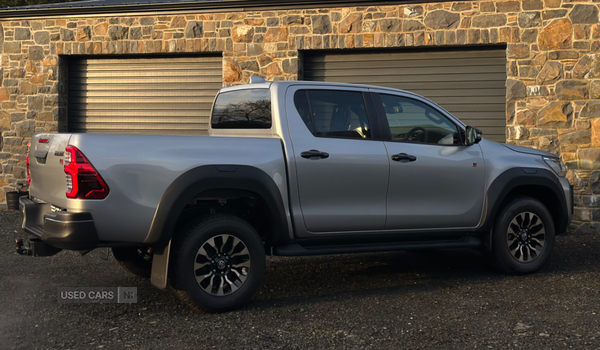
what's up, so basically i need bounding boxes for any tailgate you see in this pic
[28,133,72,208]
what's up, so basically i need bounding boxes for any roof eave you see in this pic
[0,0,437,19]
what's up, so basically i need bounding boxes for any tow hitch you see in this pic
[15,238,62,257]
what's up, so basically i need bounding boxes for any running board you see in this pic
[273,235,482,256]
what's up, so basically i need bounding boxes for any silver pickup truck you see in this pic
[19,79,573,312]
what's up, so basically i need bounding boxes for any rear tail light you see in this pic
[26,142,31,185]
[64,146,109,199]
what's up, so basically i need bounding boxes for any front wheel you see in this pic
[170,214,265,312]
[490,196,555,274]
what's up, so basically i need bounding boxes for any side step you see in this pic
[273,235,482,256]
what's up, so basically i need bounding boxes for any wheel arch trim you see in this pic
[482,167,570,234]
[144,165,290,247]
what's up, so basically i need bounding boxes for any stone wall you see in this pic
[0,1,599,232]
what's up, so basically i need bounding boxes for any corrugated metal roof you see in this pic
[0,0,422,18]
[2,0,219,10]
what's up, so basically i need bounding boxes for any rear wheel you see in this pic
[490,196,555,274]
[170,214,265,312]
[112,247,153,278]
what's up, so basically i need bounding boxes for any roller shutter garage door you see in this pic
[68,56,222,135]
[303,48,507,142]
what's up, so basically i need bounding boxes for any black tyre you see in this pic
[112,247,153,278]
[490,196,555,274]
[170,214,265,312]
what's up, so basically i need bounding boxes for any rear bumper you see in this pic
[19,196,98,250]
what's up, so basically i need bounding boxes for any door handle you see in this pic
[301,149,330,159]
[391,153,417,162]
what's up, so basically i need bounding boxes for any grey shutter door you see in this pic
[68,56,222,136]
[303,49,507,142]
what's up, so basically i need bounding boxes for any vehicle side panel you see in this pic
[279,84,390,237]
[478,139,572,232]
[144,164,290,246]
[67,134,288,243]
[384,142,486,229]
[481,167,571,234]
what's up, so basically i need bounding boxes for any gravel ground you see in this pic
[1,210,599,349]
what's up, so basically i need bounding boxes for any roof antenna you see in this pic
[250,76,267,84]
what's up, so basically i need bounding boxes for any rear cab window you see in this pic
[211,89,272,129]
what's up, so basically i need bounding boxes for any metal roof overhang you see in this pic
[0,0,446,20]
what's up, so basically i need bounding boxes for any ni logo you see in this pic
[118,287,138,303]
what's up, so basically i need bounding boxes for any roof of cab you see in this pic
[218,80,420,99]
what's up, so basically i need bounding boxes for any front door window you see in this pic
[379,94,460,145]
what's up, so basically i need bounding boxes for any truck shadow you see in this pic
[250,233,600,309]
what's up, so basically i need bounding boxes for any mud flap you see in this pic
[150,240,171,289]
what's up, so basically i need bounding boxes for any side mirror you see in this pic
[464,126,482,146]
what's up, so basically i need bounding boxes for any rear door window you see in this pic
[294,90,372,139]
[211,89,271,129]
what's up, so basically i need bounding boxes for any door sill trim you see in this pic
[273,235,481,256]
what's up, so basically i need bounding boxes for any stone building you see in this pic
[0,0,598,232]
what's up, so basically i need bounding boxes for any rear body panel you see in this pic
[28,133,288,243]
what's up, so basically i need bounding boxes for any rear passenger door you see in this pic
[286,86,389,233]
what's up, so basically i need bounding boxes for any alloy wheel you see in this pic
[506,212,546,263]
[194,234,251,296]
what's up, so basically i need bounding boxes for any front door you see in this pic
[375,92,486,230]
[287,87,389,232]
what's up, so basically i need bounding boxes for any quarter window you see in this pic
[380,94,460,145]
[211,89,271,129]
[294,90,372,139]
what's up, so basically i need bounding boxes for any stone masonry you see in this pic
[0,1,599,232]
